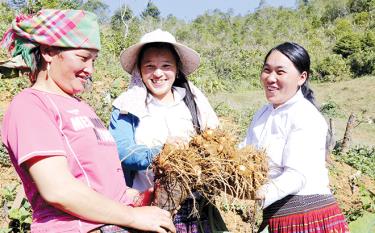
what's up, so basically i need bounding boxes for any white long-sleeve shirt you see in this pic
[241,90,331,208]
[132,87,219,191]
[132,87,195,191]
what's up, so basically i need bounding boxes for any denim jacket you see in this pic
[108,107,161,187]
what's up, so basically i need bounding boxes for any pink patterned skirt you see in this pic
[259,195,350,233]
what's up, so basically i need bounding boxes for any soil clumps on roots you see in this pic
[152,129,268,216]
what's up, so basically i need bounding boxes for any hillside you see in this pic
[209,76,375,146]
[0,0,374,231]
[1,77,375,232]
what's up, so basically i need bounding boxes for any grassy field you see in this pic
[208,75,375,146]
[0,76,374,232]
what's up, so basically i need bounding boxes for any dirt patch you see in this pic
[220,207,255,232]
[328,156,375,219]
[0,118,374,231]
[0,166,18,190]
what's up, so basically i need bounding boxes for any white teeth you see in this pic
[267,86,278,91]
[151,79,165,84]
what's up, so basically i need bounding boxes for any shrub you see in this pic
[0,144,11,167]
[321,2,349,22]
[333,33,362,58]
[361,31,375,48]
[320,99,343,118]
[190,60,226,94]
[7,200,32,233]
[0,184,32,232]
[348,0,375,13]
[332,18,353,38]
[337,145,375,178]
[314,54,351,82]
[353,12,370,26]
[349,50,375,76]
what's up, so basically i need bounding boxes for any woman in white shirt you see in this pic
[241,42,349,233]
[109,29,220,233]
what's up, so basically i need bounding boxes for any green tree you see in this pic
[7,0,83,13]
[111,4,134,30]
[321,1,349,22]
[349,50,375,76]
[314,54,351,82]
[81,0,109,23]
[58,0,82,10]
[141,1,160,20]
[333,33,362,58]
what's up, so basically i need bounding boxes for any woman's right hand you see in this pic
[129,206,176,233]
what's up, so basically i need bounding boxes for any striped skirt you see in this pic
[90,225,142,233]
[258,194,349,233]
[174,196,212,233]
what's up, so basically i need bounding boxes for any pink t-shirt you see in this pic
[1,88,132,232]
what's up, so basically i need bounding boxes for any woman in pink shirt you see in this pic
[1,9,175,233]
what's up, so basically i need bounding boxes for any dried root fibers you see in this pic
[152,129,268,213]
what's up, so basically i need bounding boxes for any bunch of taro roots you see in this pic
[152,129,268,214]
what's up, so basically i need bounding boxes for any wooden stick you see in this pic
[341,113,356,154]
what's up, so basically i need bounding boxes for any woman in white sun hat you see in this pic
[109,29,221,232]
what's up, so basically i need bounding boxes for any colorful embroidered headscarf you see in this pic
[0,9,101,69]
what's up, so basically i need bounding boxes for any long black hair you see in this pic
[137,42,201,133]
[264,42,317,108]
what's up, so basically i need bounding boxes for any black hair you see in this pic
[28,46,42,83]
[264,42,317,108]
[29,46,71,83]
[137,42,201,133]
[266,42,334,157]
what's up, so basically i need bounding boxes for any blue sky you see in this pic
[102,0,297,21]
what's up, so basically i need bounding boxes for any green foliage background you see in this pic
[1,0,373,125]
[0,0,374,232]
[2,0,374,94]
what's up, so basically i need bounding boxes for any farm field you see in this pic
[1,76,375,232]
[1,0,375,231]
[209,76,375,146]
[207,76,375,232]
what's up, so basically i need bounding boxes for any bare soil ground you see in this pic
[2,157,374,232]
[0,119,374,232]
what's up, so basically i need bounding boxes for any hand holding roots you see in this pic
[152,129,268,214]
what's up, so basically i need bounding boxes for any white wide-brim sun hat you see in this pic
[120,29,200,76]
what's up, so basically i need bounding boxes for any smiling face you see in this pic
[51,48,98,95]
[139,47,178,103]
[38,47,98,96]
[260,50,307,108]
